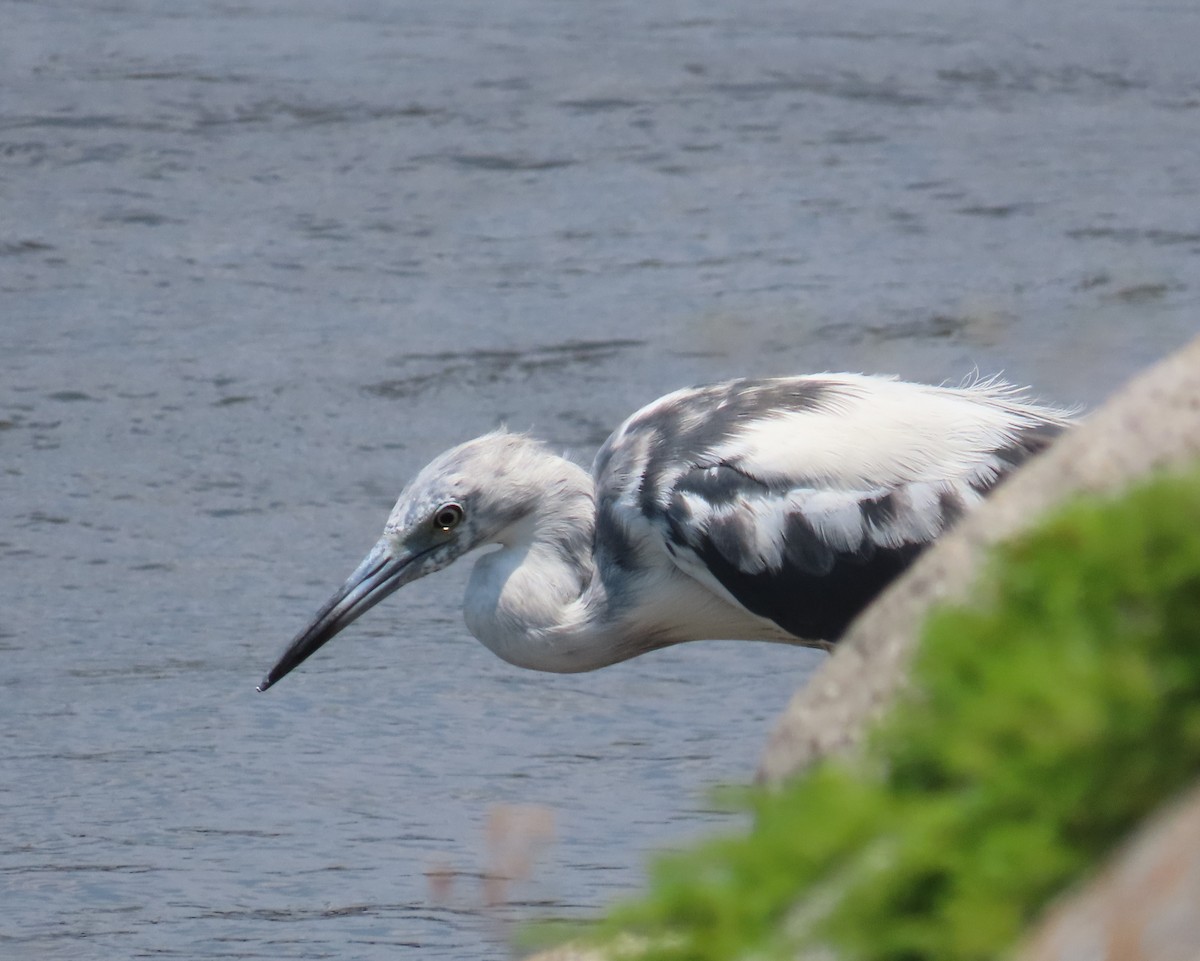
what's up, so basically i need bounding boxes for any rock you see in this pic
[1017,779,1200,961]
[758,334,1200,783]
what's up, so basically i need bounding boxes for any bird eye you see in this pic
[433,503,464,532]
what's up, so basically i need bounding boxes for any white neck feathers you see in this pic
[461,451,612,671]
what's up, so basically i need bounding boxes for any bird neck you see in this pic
[463,454,616,671]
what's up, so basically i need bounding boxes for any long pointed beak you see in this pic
[257,538,417,692]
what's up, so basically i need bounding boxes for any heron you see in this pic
[257,372,1073,690]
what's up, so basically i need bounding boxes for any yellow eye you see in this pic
[433,503,464,532]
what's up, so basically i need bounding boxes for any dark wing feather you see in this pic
[595,375,1071,643]
[662,466,943,640]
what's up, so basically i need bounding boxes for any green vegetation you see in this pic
[595,467,1200,961]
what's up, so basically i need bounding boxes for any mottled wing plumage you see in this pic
[663,466,965,639]
[593,374,1070,643]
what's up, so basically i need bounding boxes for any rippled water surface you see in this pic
[3,1,1198,957]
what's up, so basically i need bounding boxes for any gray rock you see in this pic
[1016,779,1200,961]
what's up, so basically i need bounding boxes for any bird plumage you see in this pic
[257,372,1073,690]
[594,373,1070,642]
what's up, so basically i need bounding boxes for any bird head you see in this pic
[256,432,553,691]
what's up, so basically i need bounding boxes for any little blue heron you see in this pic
[257,372,1072,690]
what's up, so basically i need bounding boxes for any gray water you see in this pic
[3,1,1198,958]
